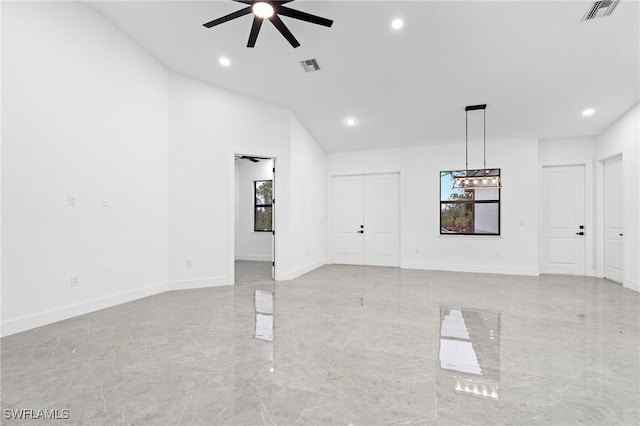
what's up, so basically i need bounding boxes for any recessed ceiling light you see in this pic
[253,2,275,19]
[582,108,596,116]
[391,18,404,30]
[345,117,358,127]
[219,56,231,67]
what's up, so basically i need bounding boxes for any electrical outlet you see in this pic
[186,260,192,268]
[101,198,109,208]
[67,194,77,207]
[496,251,500,257]
[70,275,79,287]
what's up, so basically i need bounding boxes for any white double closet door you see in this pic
[330,173,400,267]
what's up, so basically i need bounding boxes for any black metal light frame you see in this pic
[452,104,502,190]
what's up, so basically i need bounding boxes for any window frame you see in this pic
[254,180,273,232]
[439,169,501,236]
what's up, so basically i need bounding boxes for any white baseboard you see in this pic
[235,254,272,262]
[624,279,640,293]
[0,281,168,337]
[167,276,231,291]
[278,260,327,281]
[402,262,540,276]
[0,276,237,337]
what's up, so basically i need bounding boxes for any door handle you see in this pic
[619,233,624,236]
[357,230,364,234]
[576,232,584,235]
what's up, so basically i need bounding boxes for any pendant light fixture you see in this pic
[452,104,501,190]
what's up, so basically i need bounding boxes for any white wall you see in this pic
[235,159,273,261]
[538,137,596,165]
[538,137,597,276]
[167,72,289,287]
[1,2,329,336]
[327,138,539,276]
[284,116,328,279]
[1,2,169,335]
[167,72,327,286]
[0,1,4,331]
[595,103,639,292]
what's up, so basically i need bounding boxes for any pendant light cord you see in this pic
[465,110,469,171]
[483,108,487,172]
[464,104,488,173]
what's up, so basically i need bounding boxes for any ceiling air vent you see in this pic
[581,0,620,21]
[300,59,320,73]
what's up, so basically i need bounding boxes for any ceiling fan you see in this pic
[236,155,270,162]
[203,0,333,48]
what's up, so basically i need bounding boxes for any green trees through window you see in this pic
[254,180,273,232]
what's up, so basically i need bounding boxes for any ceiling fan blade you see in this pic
[241,155,269,162]
[269,14,300,48]
[277,5,333,27]
[232,0,253,4]
[247,16,263,47]
[203,6,252,28]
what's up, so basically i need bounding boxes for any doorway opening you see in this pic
[234,154,275,284]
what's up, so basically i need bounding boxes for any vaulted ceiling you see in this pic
[88,1,639,153]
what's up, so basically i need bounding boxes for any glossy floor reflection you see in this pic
[1,264,639,425]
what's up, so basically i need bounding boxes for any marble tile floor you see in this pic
[1,263,639,425]
[234,260,273,284]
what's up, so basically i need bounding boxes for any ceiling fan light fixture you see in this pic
[219,56,231,67]
[203,0,333,48]
[253,2,275,19]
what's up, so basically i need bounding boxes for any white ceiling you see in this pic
[87,0,639,153]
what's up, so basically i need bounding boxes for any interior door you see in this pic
[331,175,364,265]
[331,174,399,267]
[604,155,623,283]
[271,160,276,279]
[363,173,400,267]
[541,165,586,275]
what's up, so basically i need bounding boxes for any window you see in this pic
[254,180,273,232]
[440,169,500,235]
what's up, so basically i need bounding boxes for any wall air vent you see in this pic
[300,59,320,73]
[581,0,620,21]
